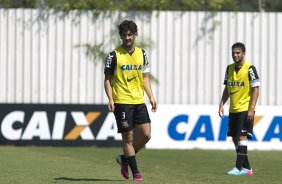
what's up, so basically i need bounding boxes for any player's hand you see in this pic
[218,107,224,118]
[247,109,255,121]
[107,101,115,112]
[150,97,157,112]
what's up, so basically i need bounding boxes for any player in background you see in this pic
[218,42,260,175]
[104,20,157,181]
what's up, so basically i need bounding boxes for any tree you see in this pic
[1,0,282,11]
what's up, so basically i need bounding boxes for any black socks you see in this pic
[126,155,139,174]
[236,145,247,170]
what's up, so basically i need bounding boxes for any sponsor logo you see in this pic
[229,91,238,95]
[127,76,137,82]
[168,114,282,142]
[0,104,122,144]
[248,68,256,80]
[105,54,114,68]
[121,64,142,71]
[228,81,245,87]
[1,111,100,140]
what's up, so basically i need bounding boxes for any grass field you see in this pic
[0,146,281,184]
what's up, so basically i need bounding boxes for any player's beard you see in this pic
[124,39,133,46]
[122,40,134,51]
[233,56,244,63]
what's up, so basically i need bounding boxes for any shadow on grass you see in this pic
[54,177,124,182]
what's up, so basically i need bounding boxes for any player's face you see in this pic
[120,30,137,48]
[232,48,245,63]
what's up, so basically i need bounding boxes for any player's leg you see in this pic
[237,136,253,175]
[123,131,143,181]
[233,137,251,171]
[242,112,254,170]
[241,138,251,171]
[235,136,247,170]
[122,130,143,181]
[114,104,134,179]
[227,113,242,175]
[226,136,240,175]
[122,131,135,156]
[243,154,251,170]
[233,111,253,175]
[133,103,151,153]
[240,113,255,175]
[234,112,247,171]
[233,136,239,154]
[228,114,239,154]
[128,104,151,181]
[133,123,151,154]
[115,154,129,179]
[227,112,253,175]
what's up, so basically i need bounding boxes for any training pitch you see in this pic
[0,146,281,184]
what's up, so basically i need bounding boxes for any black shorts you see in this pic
[227,111,254,139]
[114,103,151,133]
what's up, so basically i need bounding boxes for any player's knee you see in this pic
[122,132,134,144]
[143,133,151,142]
[232,137,239,144]
[239,135,247,141]
[123,137,134,145]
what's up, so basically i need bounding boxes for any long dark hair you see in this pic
[117,20,138,36]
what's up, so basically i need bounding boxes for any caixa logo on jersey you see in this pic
[0,104,122,146]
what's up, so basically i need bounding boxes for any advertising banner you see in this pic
[147,105,282,150]
[0,104,122,146]
[1,104,281,150]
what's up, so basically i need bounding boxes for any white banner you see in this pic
[146,105,282,150]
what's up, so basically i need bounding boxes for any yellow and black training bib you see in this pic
[224,61,260,112]
[104,46,149,104]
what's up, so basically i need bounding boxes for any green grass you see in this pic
[0,146,281,184]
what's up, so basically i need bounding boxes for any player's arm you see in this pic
[248,65,260,120]
[142,49,157,112]
[218,86,229,118]
[104,51,116,112]
[218,66,229,118]
[143,73,157,112]
[249,86,259,112]
[104,75,114,112]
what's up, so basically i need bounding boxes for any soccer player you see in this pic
[218,42,260,175]
[104,20,157,181]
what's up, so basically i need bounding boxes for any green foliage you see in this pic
[0,0,238,11]
[0,0,37,8]
[265,0,282,11]
[1,0,282,12]
[78,43,106,65]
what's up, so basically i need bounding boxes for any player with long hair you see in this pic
[104,20,157,181]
